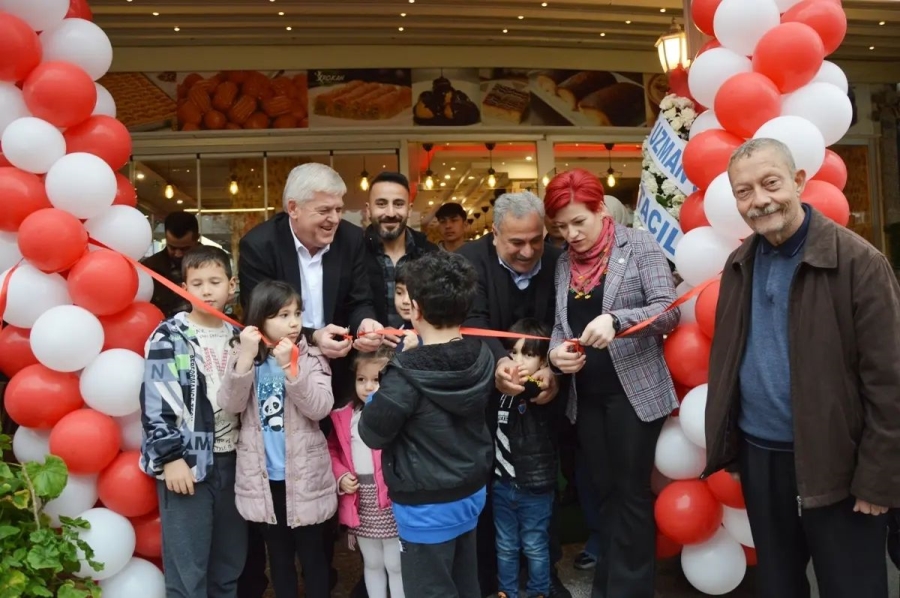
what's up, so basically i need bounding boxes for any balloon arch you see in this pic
[0,0,853,595]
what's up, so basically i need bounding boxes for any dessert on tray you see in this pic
[482,83,531,124]
[314,81,412,120]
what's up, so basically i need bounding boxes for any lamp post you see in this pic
[655,19,691,73]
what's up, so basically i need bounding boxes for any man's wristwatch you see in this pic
[610,314,621,334]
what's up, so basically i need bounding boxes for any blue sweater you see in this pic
[392,487,486,544]
[738,206,810,443]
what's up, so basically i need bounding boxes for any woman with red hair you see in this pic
[544,168,679,597]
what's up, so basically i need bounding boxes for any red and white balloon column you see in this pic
[652,0,851,594]
[0,0,164,594]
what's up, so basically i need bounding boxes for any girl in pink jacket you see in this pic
[328,349,404,598]
[219,281,337,598]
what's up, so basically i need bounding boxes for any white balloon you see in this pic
[688,48,752,109]
[115,411,144,452]
[0,264,71,328]
[689,110,722,140]
[0,232,23,273]
[43,474,98,528]
[678,384,709,449]
[774,0,803,12]
[30,305,104,372]
[135,268,154,302]
[45,152,117,220]
[812,61,848,95]
[40,18,114,81]
[0,0,68,31]
[754,116,826,176]
[675,281,698,325]
[12,427,51,464]
[714,0,781,57]
[85,206,153,261]
[722,506,755,547]
[74,508,136,580]
[704,173,753,240]
[781,82,852,146]
[80,349,144,417]
[681,527,747,595]
[654,417,706,480]
[93,83,117,118]
[1,117,67,175]
[100,558,166,598]
[674,227,742,287]
[0,83,29,138]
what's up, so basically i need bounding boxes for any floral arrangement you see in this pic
[640,94,698,220]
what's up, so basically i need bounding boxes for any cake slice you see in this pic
[482,84,531,124]
[532,69,578,95]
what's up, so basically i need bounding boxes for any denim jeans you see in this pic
[493,479,554,598]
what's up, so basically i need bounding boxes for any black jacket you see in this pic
[363,226,438,325]
[358,338,495,505]
[237,213,376,333]
[141,249,189,318]
[457,235,562,361]
[489,381,559,490]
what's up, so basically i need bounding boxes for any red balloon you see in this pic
[714,73,781,139]
[17,208,88,273]
[812,149,847,190]
[664,323,711,388]
[0,167,52,232]
[131,512,162,558]
[782,0,847,56]
[655,480,723,545]
[0,325,38,377]
[68,249,139,316]
[680,190,710,234]
[22,61,96,128]
[656,532,683,559]
[706,469,746,509]
[0,13,42,83]
[98,451,158,518]
[99,301,164,355]
[695,38,721,59]
[743,546,757,566]
[752,23,824,93]
[49,409,121,474]
[691,0,723,36]
[674,381,690,402]
[66,0,94,20]
[683,130,744,191]
[5,364,84,429]
[113,173,138,207]
[63,116,133,171]
[801,180,849,226]
[695,279,720,339]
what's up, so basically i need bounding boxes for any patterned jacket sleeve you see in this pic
[549,256,568,354]
[140,327,186,474]
[612,232,680,336]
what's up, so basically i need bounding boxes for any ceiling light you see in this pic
[398,26,404,31]
[173,26,180,31]
[879,20,885,25]
[468,176,475,180]
[176,199,183,205]
[525,156,533,161]
[502,28,508,33]
[600,32,606,36]
[278,11,284,15]
[660,8,666,12]
[401,12,406,16]
[541,2,548,6]
[869,46,875,50]
[229,176,239,195]
[428,200,434,206]
[152,12,159,16]
[360,170,370,191]
[518,15,524,19]
[452,196,457,200]
[487,170,497,188]
[444,174,451,180]
[136,171,145,180]
[164,184,175,199]
[424,170,434,190]
[542,174,550,186]
[286,26,292,30]
[450,166,456,170]
[409,0,415,3]
[625,20,631,24]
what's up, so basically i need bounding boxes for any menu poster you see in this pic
[479,68,558,126]
[97,71,178,132]
[412,69,481,127]
[307,69,412,128]
[173,70,309,131]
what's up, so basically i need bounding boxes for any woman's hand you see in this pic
[581,314,616,350]
[550,342,586,374]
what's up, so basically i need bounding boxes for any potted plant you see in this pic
[0,433,101,597]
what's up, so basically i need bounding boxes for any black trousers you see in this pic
[576,393,664,598]
[259,481,330,598]
[237,523,269,598]
[401,529,480,598]
[739,439,889,598]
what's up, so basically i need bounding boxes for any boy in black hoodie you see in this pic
[359,251,494,598]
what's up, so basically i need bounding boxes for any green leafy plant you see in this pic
[0,433,102,598]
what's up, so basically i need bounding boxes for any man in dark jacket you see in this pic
[141,211,200,318]
[362,171,438,333]
[704,138,900,598]
[359,251,495,598]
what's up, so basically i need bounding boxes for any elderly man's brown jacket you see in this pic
[703,207,900,509]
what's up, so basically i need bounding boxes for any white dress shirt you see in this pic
[292,233,330,330]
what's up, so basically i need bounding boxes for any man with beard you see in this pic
[363,171,437,331]
[141,211,200,317]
